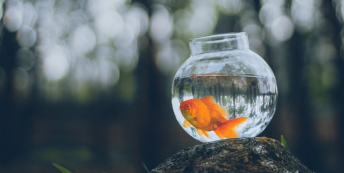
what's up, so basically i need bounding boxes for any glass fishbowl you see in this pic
[171,32,278,142]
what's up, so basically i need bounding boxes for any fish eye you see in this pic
[186,105,189,108]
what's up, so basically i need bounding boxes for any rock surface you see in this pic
[151,137,313,173]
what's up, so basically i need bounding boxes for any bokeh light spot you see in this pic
[4,6,23,32]
[124,5,149,37]
[43,46,70,81]
[271,16,294,42]
[95,11,124,41]
[259,3,282,26]
[187,5,217,37]
[97,59,120,88]
[155,42,180,74]
[291,0,317,32]
[22,1,37,27]
[17,25,37,48]
[114,47,139,73]
[70,25,96,55]
[16,48,35,71]
[150,5,173,42]
[217,0,243,15]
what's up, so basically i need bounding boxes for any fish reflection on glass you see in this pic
[180,96,248,139]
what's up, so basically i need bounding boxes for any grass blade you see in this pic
[52,163,73,173]
[281,135,290,151]
[142,162,151,173]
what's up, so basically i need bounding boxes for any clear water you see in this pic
[171,74,277,142]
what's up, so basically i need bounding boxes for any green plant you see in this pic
[281,135,290,151]
[52,163,73,173]
[142,162,151,173]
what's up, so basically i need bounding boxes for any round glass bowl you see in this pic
[171,32,278,142]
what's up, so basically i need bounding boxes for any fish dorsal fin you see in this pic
[200,96,217,104]
[201,96,228,118]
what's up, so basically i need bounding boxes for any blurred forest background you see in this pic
[0,0,344,172]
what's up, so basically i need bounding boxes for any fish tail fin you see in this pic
[214,117,248,139]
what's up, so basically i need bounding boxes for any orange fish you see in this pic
[180,96,248,139]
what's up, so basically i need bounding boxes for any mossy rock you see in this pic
[152,137,313,173]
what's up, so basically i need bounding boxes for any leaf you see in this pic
[52,163,73,173]
[281,135,290,151]
[142,162,151,173]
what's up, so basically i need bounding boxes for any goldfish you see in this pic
[179,96,248,139]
